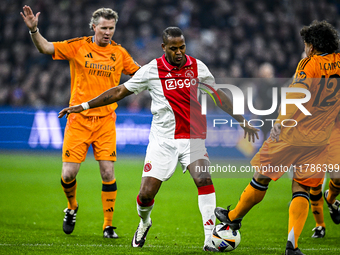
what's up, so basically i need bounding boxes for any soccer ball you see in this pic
[211,223,241,252]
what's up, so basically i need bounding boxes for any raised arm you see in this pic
[20,5,55,55]
[214,89,260,142]
[58,84,133,118]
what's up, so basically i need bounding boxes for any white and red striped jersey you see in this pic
[124,54,215,139]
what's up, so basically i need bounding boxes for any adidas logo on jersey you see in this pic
[165,73,172,77]
[85,53,93,58]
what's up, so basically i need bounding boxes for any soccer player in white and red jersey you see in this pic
[58,27,259,251]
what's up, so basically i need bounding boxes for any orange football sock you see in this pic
[61,177,77,210]
[288,193,309,249]
[102,179,117,230]
[327,179,340,204]
[229,178,267,221]
[310,188,325,228]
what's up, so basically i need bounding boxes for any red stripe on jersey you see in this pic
[157,55,206,139]
[198,184,215,195]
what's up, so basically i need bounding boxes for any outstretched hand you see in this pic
[58,105,84,118]
[20,5,40,31]
[242,122,260,143]
[270,123,281,142]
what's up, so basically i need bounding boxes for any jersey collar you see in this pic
[161,54,193,71]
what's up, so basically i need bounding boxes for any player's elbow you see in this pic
[37,48,52,55]
[116,85,132,101]
[38,43,55,55]
[37,47,46,54]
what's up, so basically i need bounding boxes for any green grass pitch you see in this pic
[0,152,339,254]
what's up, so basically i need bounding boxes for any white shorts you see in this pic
[142,131,210,181]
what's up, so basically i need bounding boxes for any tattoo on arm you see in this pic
[103,95,113,102]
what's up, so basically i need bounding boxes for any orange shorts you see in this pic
[250,138,328,187]
[62,112,117,163]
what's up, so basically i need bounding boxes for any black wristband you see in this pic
[29,28,39,34]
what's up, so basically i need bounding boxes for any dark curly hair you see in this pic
[300,20,339,53]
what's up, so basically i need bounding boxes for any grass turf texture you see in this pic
[0,152,339,255]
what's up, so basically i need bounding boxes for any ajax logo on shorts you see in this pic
[144,162,152,172]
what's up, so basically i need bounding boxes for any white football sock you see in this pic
[198,192,216,243]
[137,202,153,225]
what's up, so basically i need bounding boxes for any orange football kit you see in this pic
[53,36,140,162]
[251,53,340,187]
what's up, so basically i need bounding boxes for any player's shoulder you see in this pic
[135,59,157,74]
[142,59,158,71]
[194,57,212,74]
[299,53,340,69]
[297,56,313,71]
[65,36,89,44]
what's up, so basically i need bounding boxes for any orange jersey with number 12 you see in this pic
[279,53,340,146]
[52,36,140,117]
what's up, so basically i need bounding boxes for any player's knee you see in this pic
[100,169,114,182]
[138,185,157,204]
[62,162,80,181]
[253,173,271,186]
[332,178,340,186]
[311,184,322,192]
[62,172,76,182]
[195,178,213,188]
[138,193,154,204]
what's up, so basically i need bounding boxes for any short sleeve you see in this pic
[120,47,141,76]
[197,59,216,88]
[124,64,151,94]
[52,37,84,60]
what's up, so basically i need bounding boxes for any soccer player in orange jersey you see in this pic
[21,5,140,238]
[310,116,340,238]
[215,20,340,255]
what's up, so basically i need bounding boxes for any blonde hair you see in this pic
[89,8,118,30]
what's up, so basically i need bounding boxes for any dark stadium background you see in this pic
[1,0,339,155]
[3,0,340,106]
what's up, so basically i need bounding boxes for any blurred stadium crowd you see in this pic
[1,0,339,111]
